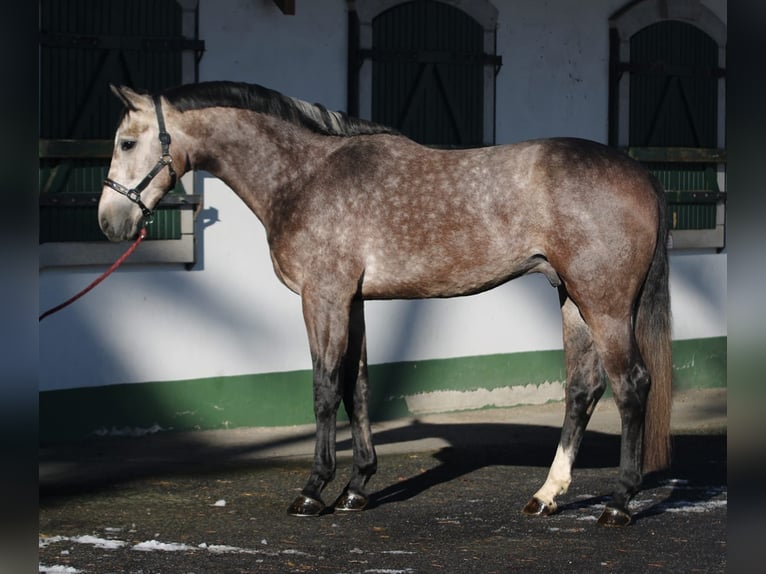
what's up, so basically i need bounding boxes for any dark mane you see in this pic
[162,81,399,137]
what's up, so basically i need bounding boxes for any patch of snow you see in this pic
[281,549,310,556]
[133,540,195,552]
[206,544,256,555]
[92,423,167,437]
[71,535,126,549]
[39,536,67,548]
[39,535,126,550]
[39,565,80,574]
[661,499,727,513]
[661,478,690,486]
[212,499,227,507]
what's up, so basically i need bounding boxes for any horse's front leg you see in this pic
[286,361,343,516]
[335,299,377,512]
[287,287,352,517]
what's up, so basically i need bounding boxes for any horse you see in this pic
[98,81,672,527]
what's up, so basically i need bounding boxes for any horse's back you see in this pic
[375,137,656,295]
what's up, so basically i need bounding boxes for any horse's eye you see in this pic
[120,140,136,152]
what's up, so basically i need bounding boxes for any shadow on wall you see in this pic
[668,251,727,339]
[189,204,221,271]
[39,258,311,442]
[39,295,136,440]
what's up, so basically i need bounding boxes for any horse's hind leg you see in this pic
[589,315,651,527]
[335,299,378,511]
[523,292,607,517]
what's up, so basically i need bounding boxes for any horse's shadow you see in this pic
[353,421,578,509]
[335,422,726,521]
[41,418,725,524]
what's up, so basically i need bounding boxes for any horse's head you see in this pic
[99,85,181,241]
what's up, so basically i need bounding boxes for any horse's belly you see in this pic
[360,248,531,300]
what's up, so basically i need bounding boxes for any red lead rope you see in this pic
[39,227,148,322]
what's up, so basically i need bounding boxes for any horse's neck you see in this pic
[181,108,338,226]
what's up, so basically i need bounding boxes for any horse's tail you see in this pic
[635,174,673,473]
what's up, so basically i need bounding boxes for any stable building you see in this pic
[39,0,726,441]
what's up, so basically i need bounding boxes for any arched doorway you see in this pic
[350,0,500,147]
[609,0,726,249]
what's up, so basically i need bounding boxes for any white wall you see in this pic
[496,0,615,142]
[198,0,349,109]
[38,0,727,392]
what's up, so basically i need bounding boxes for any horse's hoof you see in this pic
[335,491,368,512]
[597,505,632,527]
[522,497,557,516]
[287,494,325,517]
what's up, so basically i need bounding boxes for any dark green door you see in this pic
[628,20,723,231]
[370,0,486,147]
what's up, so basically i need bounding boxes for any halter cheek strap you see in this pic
[103,94,177,224]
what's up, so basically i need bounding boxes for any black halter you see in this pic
[103,95,177,225]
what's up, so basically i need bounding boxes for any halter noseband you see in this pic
[103,94,177,225]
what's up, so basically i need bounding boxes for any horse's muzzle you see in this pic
[99,211,140,242]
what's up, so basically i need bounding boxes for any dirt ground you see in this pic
[40,389,727,573]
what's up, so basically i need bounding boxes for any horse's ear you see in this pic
[109,84,150,112]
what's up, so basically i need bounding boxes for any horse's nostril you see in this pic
[100,218,121,241]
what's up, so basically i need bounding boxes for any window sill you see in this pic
[669,226,725,251]
[39,233,196,269]
[39,193,200,269]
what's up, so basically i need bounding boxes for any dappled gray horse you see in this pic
[99,81,672,526]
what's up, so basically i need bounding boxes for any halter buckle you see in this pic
[141,212,155,227]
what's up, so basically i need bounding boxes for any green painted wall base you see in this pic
[39,337,725,443]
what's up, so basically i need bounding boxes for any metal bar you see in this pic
[396,63,432,132]
[272,0,295,15]
[40,32,205,53]
[625,147,727,163]
[433,63,466,145]
[360,48,501,67]
[40,139,114,159]
[39,193,201,209]
[666,190,727,204]
[617,61,725,78]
